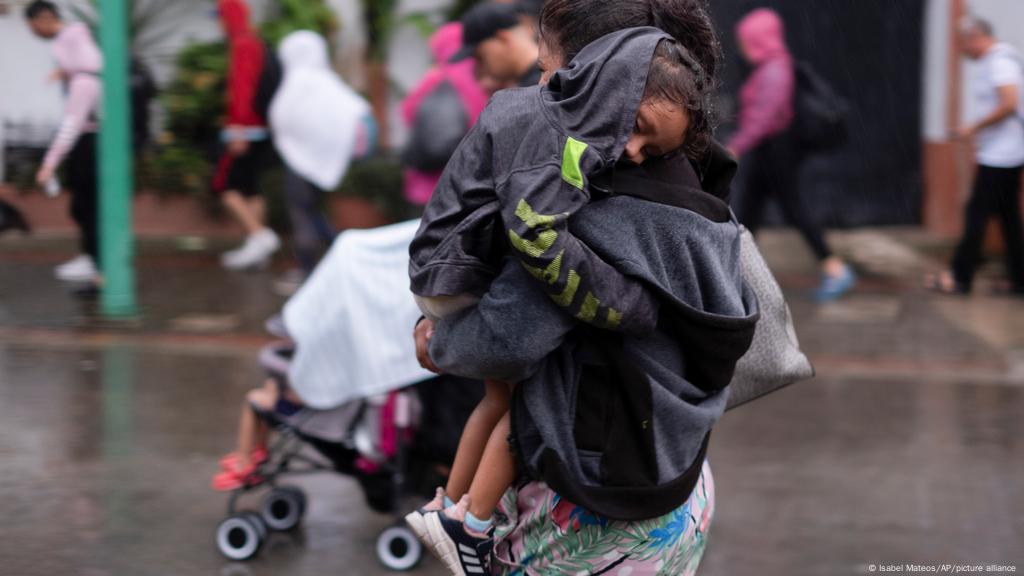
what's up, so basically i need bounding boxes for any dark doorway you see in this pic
[713,1,925,227]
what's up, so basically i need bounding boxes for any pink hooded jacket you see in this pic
[43,22,103,170]
[401,23,488,206]
[727,9,795,156]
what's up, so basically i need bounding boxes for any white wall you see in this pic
[923,0,951,141]
[0,9,65,143]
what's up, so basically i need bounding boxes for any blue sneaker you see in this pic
[421,499,493,575]
[815,265,856,302]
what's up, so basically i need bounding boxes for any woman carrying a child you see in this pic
[410,1,757,574]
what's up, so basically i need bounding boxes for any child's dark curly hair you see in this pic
[643,39,714,158]
[539,0,721,158]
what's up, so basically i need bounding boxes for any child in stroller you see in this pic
[213,338,482,570]
[212,220,483,570]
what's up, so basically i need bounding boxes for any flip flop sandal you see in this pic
[219,447,268,471]
[923,273,967,295]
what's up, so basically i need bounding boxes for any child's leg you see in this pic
[465,410,515,523]
[445,380,510,501]
[235,379,275,468]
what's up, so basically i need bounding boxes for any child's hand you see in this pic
[414,318,441,374]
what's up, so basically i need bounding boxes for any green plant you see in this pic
[336,156,407,222]
[261,0,338,45]
[447,0,486,20]
[151,0,337,196]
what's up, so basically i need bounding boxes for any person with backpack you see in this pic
[728,8,856,302]
[400,22,488,208]
[925,17,1024,297]
[24,0,103,286]
[214,0,280,271]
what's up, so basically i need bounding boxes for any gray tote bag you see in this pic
[726,227,815,410]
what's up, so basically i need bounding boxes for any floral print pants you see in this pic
[491,460,715,576]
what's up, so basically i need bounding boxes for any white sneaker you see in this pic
[55,254,98,282]
[222,229,280,270]
[220,235,258,268]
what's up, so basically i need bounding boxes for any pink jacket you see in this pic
[728,9,795,156]
[43,23,103,170]
[401,23,488,206]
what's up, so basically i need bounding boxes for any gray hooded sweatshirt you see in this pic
[409,27,678,335]
[429,143,760,520]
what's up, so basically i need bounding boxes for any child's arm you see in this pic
[428,257,576,383]
[499,151,659,335]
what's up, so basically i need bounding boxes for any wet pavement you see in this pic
[1,229,1022,575]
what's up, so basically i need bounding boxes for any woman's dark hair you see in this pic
[539,0,721,156]
[24,0,60,20]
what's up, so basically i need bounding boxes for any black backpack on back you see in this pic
[253,40,283,122]
[129,57,157,150]
[401,80,470,172]
[794,61,849,151]
[74,58,156,151]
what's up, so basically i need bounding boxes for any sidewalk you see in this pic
[9,225,1019,380]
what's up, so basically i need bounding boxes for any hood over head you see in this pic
[429,22,464,65]
[270,30,370,191]
[737,8,788,64]
[218,0,251,40]
[542,27,673,165]
[278,29,330,72]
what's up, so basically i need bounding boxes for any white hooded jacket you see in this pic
[269,31,371,190]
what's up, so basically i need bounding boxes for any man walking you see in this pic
[25,1,103,285]
[929,17,1024,295]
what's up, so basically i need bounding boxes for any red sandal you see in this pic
[218,446,268,471]
[211,462,265,492]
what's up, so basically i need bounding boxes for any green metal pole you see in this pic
[98,0,137,317]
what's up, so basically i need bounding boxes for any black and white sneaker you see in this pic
[422,509,493,576]
[404,487,447,546]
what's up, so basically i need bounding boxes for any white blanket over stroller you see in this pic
[283,219,433,410]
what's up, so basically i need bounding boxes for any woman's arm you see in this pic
[427,258,576,382]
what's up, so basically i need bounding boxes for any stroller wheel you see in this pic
[242,511,268,540]
[376,525,422,571]
[216,514,264,561]
[280,485,307,515]
[260,487,305,531]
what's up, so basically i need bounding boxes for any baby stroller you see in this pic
[214,341,482,570]
[214,220,483,570]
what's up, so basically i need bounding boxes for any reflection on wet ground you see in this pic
[1,230,1022,574]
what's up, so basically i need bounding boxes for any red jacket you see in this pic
[219,0,265,127]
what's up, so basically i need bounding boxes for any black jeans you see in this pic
[735,132,832,261]
[66,133,99,263]
[952,164,1024,292]
[284,169,334,275]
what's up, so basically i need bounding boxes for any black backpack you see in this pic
[794,61,849,151]
[73,58,155,151]
[400,80,470,172]
[129,58,157,150]
[252,40,283,122]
